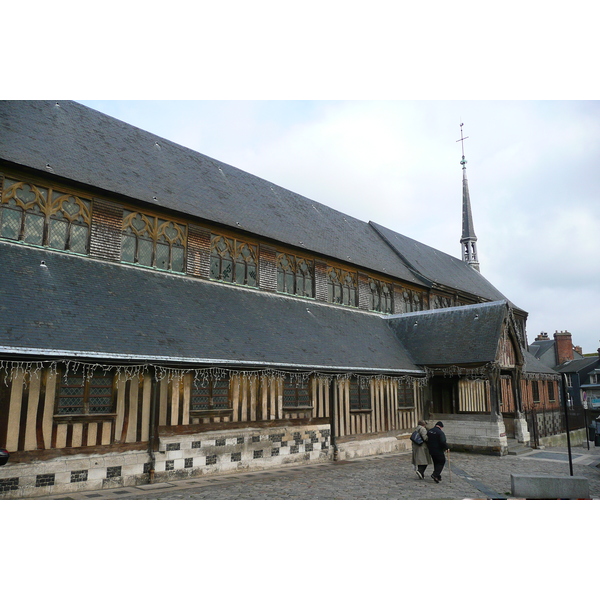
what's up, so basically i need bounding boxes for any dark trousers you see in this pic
[417,464,427,476]
[431,452,446,479]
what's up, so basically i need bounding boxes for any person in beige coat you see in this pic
[411,420,432,479]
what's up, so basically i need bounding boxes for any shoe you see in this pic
[431,474,440,483]
[416,470,424,480]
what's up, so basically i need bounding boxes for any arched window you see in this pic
[277,253,314,297]
[121,210,186,272]
[210,234,257,287]
[1,178,91,254]
[327,267,357,307]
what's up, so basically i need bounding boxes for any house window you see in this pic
[547,381,556,402]
[1,177,91,254]
[283,375,312,409]
[327,267,358,307]
[277,253,314,297]
[349,378,371,411]
[397,381,414,408]
[532,380,540,404]
[55,371,115,415]
[210,234,258,287]
[368,278,393,314]
[191,377,230,411]
[121,210,186,272]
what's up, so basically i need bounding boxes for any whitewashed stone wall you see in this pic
[0,424,332,499]
[429,413,509,455]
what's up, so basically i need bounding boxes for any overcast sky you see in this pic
[7,3,599,355]
[74,100,600,354]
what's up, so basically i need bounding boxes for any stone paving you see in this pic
[37,442,600,501]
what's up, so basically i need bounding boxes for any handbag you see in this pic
[410,429,424,445]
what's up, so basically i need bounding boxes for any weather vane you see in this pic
[457,122,469,168]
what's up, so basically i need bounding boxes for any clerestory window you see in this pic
[121,210,186,272]
[210,234,258,287]
[0,177,91,254]
[327,266,358,307]
[277,253,314,297]
[368,277,394,314]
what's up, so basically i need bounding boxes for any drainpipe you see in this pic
[147,366,159,483]
[329,377,339,461]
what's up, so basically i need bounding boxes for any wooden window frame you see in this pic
[397,380,415,409]
[1,176,92,255]
[368,277,394,314]
[349,378,371,412]
[121,210,187,273]
[327,266,358,307]
[54,369,117,420]
[532,380,540,404]
[282,375,313,410]
[210,234,258,287]
[547,380,556,403]
[276,252,315,298]
[190,376,232,414]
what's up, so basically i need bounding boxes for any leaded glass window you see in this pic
[349,378,371,411]
[191,377,230,411]
[327,267,358,307]
[283,375,312,409]
[210,234,258,287]
[0,177,91,254]
[397,381,414,408]
[55,370,115,416]
[121,210,186,272]
[368,278,393,314]
[277,253,314,297]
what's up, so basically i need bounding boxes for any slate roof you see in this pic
[0,100,513,303]
[0,100,421,286]
[384,301,509,366]
[554,357,600,374]
[522,350,560,376]
[371,222,508,302]
[0,242,423,375]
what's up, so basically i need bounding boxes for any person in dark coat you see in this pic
[411,420,432,479]
[426,421,448,483]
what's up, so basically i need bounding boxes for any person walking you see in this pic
[411,420,431,479]
[426,421,449,483]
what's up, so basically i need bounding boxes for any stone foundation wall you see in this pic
[429,413,509,456]
[0,424,332,499]
[336,434,410,461]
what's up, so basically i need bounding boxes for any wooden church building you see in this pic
[0,101,557,498]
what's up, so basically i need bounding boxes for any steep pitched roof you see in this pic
[554,356,600,374]
[0,242,422,375]
[0,100,421,286]
[522,350,560,376]
[370,222,508,302]
[384,301,509,366]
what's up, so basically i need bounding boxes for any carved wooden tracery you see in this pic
[276,252,314,297]
[0,177,92,254]
[367,277,393,314]
[210,234,258,287]
[327,266,358,307]
[121,210,186,272]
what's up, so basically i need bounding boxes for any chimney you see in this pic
[554,330,574,365]
[535,331,550,341]
[574,345,582,355]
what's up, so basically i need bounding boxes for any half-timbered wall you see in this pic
[458,379,490,413]
[334,379,417,438]
[520,379,560,411]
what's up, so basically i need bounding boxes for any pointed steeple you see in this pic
[457,123,480,272]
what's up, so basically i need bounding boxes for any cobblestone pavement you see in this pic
[41,442,600,500]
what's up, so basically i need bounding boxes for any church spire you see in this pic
[457,123,480,272]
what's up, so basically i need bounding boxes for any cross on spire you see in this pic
[457,123,480,272]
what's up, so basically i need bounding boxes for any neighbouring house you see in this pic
[0,101,557,498]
